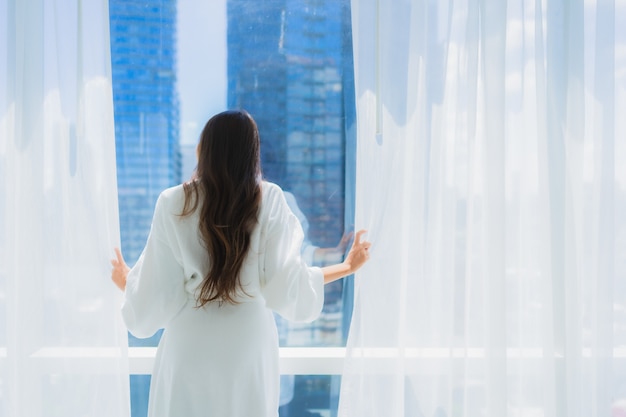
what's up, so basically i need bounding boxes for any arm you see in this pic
[110,192,188,338]
[321,229,370,284]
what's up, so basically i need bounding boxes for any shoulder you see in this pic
[261,181,288,210]
[261,181,284,203]
[157,184,185,205]
[259,181,300,229]
[262,180,282,196]
[154,184,186,217]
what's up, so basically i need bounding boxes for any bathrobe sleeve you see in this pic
[121,193,189,338]
[259,185,325,323]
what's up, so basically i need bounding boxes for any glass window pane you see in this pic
[279,375,341,417]
[109,0,355,415]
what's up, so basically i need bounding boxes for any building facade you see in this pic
[227,0,349,251]
[109,0,181,265]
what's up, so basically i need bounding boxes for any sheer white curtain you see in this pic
[0,1,129,416]
[340,0,626,416]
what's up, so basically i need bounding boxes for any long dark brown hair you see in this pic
[181,110,262,306]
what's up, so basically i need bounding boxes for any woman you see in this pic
[111,110,370,417]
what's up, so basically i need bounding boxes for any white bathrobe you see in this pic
[121,181,324,417]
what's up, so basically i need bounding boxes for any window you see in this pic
[108,0,355,415]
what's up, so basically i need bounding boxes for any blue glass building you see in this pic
[227,0,349,250]
[109,0,181,265]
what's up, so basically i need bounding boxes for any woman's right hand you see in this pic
[110,247,130,291]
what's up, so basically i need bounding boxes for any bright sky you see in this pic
[177,0,227,145]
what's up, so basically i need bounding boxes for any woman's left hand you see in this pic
[343,230,371,273]
[111,247,129,291]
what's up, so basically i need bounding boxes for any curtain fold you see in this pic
[1,1,130,416]
[340,0,625,416]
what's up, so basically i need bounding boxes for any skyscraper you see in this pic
[227,0,349,250]
[109,0,181,265]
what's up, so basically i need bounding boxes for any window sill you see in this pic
[128,347,347,375]
[4,346,625,376]
[0,347,347,375]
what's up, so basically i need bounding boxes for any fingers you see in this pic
[111,248,128,271]
[353,229,369,246]
[353,229,365,245]
[354,229,372,252]
[114,247,125,264]
[110,248,128,291]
